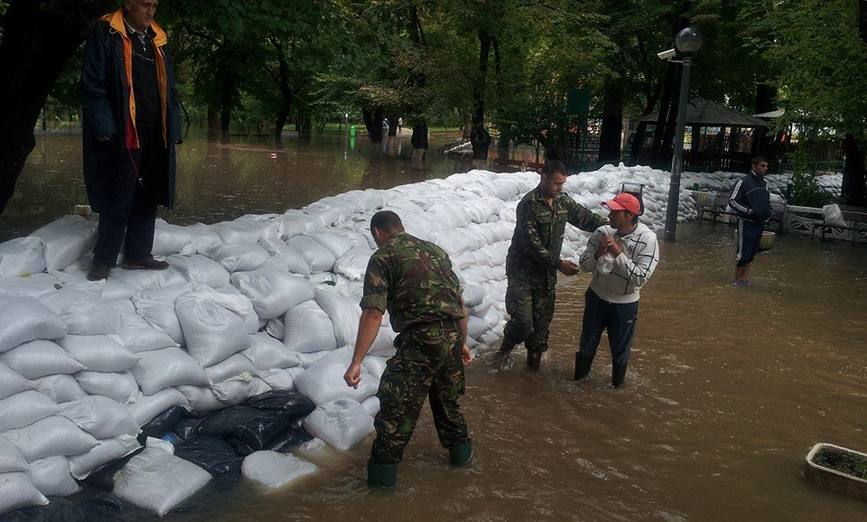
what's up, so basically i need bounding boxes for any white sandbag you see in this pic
[369,327,396,357]
[294,348,377,406]
[60,396,138,439]
[282,300,337,353]
[28,456,80,497]
[31,215,97,271]
[462,284,486,308]
[152,219,195,256]
[210,373,253,404]
[0,340,85,379]
[167,254,231,288]
[266,318,284,340]
[362,356,388,380]
[249,376,271,396]
[309,231,355,258]
[0,438,29,474]
[175,291,250,366]
[177,223,223,256]
[113,447,212,517]
[0,237,45,278]
[333,246,373,282]
[241,451,317,489]
[467,315,489,340]
[40,282,119,335]
[132,347,209,396]
[280,211,320,239]
[178,385,226,412]
[231,269,313,320]
[60,334,138,372]
[68,434,140,480]
[213,285,260,334]
[287,235,335,273]
[109,265,187,291]
[0,472,48,513]
[314,289,361,347]
[257,367,303,390]
[258,239,311,277]
[242,333,300,370]
[0,273,61,298]
[30,374,86,403]
[0,391,58,432]
[0,295,67,352]
[127,388,189,427]
[116,322,178,354]
[132,283,194,345]
[205,354,257,384]
[303,399,375,451]
[0,362,34,400]
[4,416,99,461]
[75,371,139,403]
[207,242,270,273]
[297,350,330,369]
[213,215,282,244]
[361,396,380,417]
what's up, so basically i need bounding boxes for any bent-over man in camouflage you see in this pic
[494,160,607,371]
[344,210,473,488]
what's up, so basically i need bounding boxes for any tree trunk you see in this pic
[650,62,676,167]
[0,0,115,215]
[842,133,866,206]
[273,104,291,144]
[598,78,625,164]
[658,64,683,169]
[362,107,384,144]
[470,33,492,160]
[755,83,777,114]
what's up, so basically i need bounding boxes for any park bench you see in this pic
[695,190,786,233]
[809,205,867,242]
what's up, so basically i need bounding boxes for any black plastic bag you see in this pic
[242,390,315,420]
[138,405,187,442]
[77,493,126,522]
[0,498,84,522]
[198,406,293,450]
[172,415,206,441]
[173,436,242,485]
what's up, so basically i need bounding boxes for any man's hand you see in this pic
[602,235,622,256]
[558,259,579,276]
[344,361,362,389]
[461,345,473,365]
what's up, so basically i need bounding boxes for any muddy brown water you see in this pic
[5,134,867,520]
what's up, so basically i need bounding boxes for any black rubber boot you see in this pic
[526,351,542,371]
[367,461,398,488]
[612,362,628,388]
[574,353,594,381]
[448,440,473,466]
[493,340,516,370]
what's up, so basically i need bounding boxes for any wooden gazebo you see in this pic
[630,99,768,172]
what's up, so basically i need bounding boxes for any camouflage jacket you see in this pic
[506,187,606,283]
[360,232,464,332]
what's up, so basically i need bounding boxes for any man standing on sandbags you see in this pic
[81,0,181,281]
[344,210,473,489]
[574,193,659,387]
[728,156,770,287]
[494,160,607,371]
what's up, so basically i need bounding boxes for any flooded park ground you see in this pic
[2,132,866,520]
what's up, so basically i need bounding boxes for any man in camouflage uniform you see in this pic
[344,210,473,489]
[495,160,607,370]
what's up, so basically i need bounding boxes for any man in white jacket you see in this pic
[574,193,659,387]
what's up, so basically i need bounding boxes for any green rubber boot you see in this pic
[449,440,473,467]
[367,461,398,488]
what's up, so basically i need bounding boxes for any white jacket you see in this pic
[579,223,659,304]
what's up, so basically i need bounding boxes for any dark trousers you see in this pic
[92,130,163,267]
[578,289,639,367]
[502,274,556,354]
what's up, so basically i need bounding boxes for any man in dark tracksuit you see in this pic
[728,156,770,287]
[81,0,181,281]
[494,160,607,371]
[344,211,473,489]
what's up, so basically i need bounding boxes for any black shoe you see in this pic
[612,363,628,388]
[367,461,398,488]
[493,341,516,370]
[574,353,594,381]
[448,440,473,467]
[526,351,542,371]
[121,256,169,271]
[87,265,111,281]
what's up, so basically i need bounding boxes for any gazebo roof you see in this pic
[638,98,767,127]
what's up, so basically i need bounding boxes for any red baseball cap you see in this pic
[603,193,641,214]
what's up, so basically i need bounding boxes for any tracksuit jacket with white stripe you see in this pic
[728,172,770,224]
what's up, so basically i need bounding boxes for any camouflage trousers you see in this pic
[370,319,469,465]
[502,272,556,354]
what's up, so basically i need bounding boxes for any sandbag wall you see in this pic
[0,166,747,515]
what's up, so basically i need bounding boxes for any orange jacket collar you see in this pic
[103,9,168,46]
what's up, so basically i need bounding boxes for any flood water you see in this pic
[5,134,867,520]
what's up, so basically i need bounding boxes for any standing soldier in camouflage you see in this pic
[344,210,473,489]
[494,160,607,371]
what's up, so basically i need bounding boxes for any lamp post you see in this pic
[663,27,703,241]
